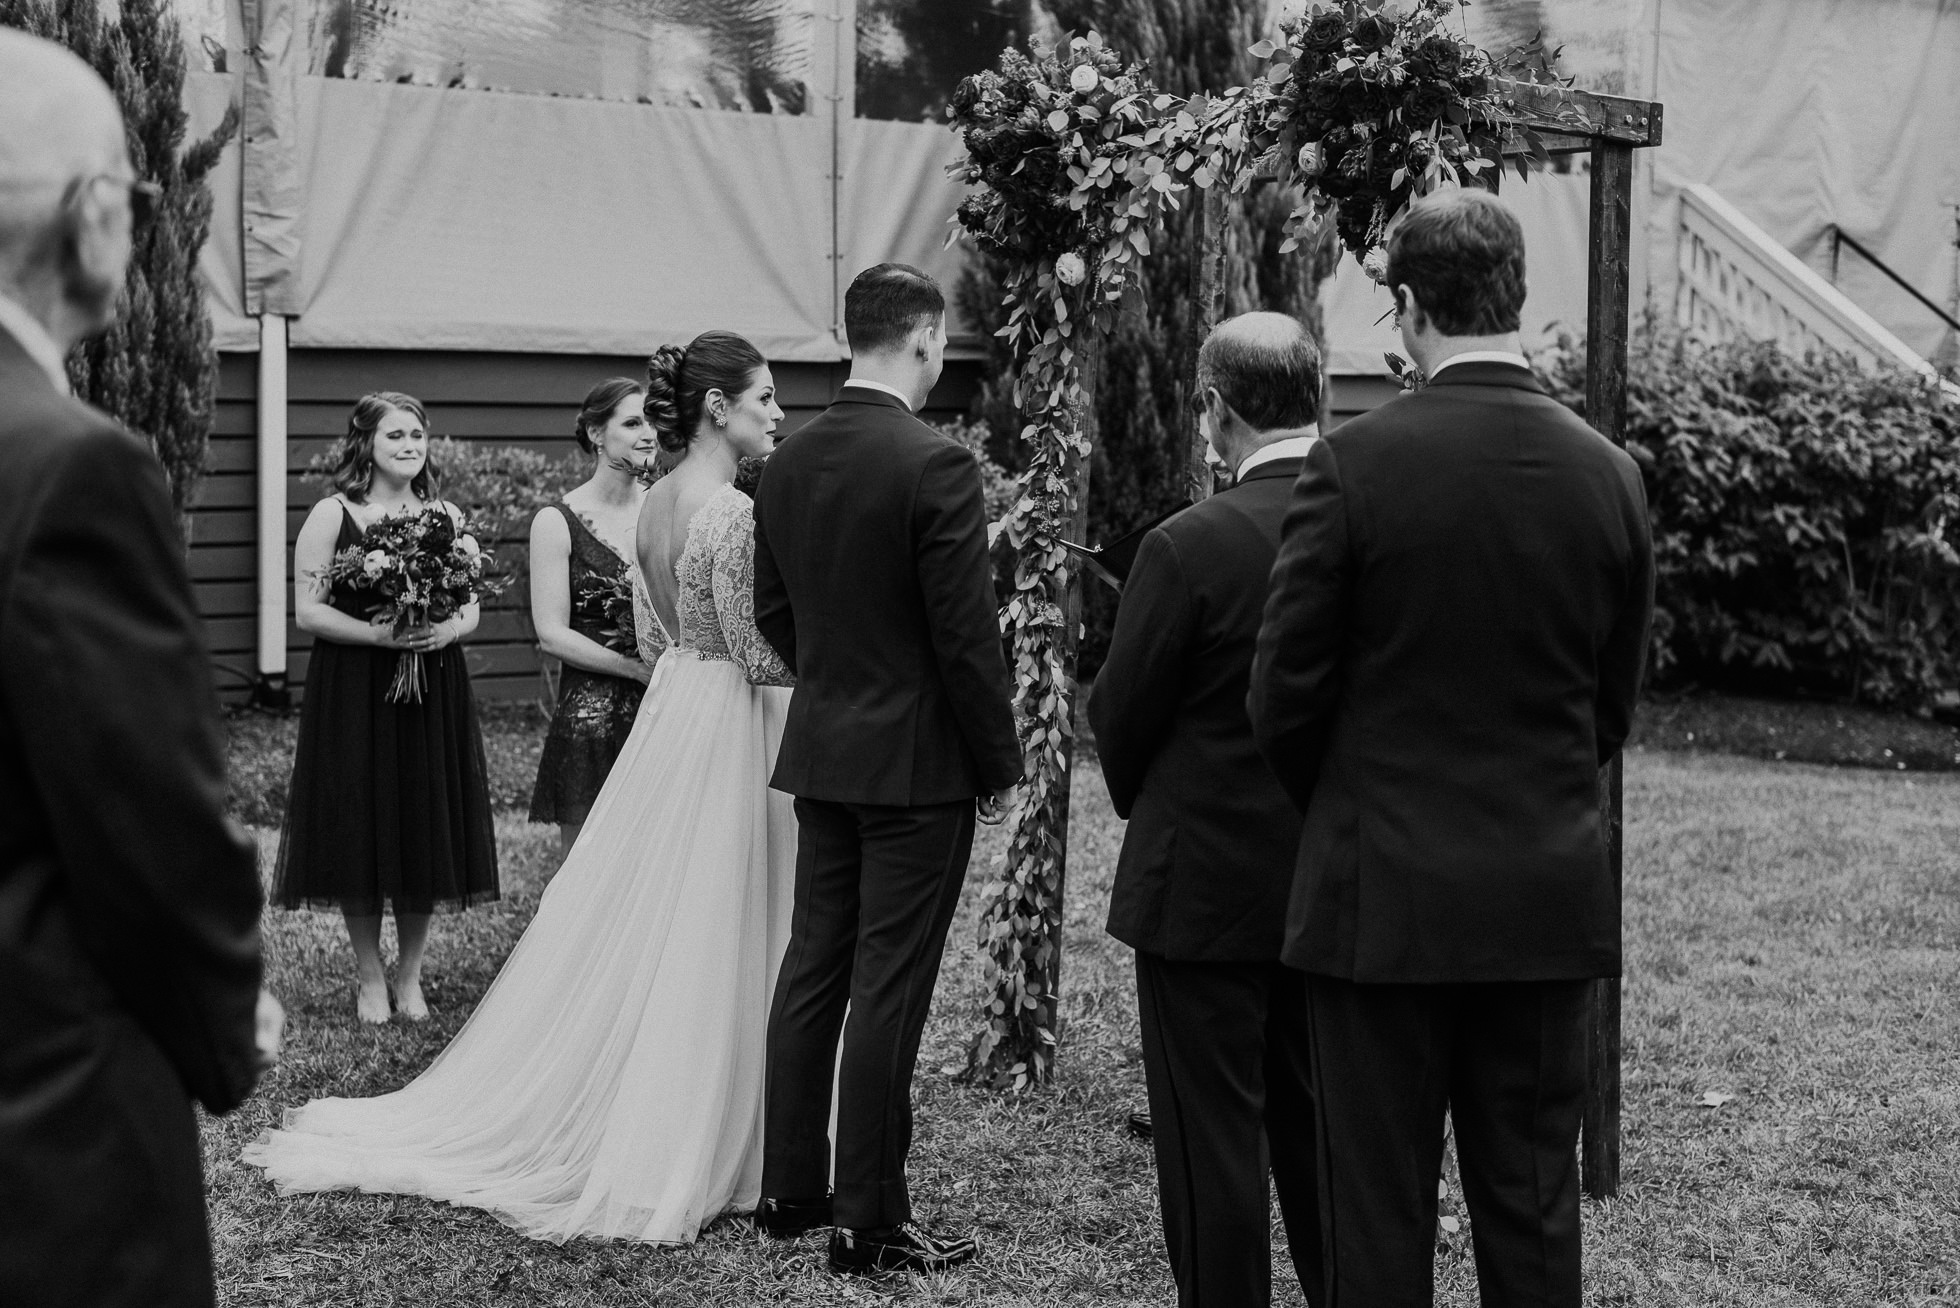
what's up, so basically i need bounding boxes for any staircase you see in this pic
[1674,183,1957,396]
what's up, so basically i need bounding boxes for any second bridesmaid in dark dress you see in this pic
[528,379,659,859]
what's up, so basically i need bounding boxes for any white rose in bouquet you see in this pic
[1069,64,1100,95]
[362,549,390,577]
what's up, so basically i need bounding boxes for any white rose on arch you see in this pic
[1054,251,1088,286]
[1361,247,1390,284]
[1069,64,1100,95]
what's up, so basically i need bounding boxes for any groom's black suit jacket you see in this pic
[753,387,1021,805]
[1089,456,1307,961]
[0,327,264,1307]
[1250,361,1654,984]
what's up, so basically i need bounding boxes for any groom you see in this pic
[752,263,1022,1274]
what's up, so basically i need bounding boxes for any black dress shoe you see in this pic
[1126,1110,1153,1140]
[754,1194,833,1238]
[829,1222,979,1274]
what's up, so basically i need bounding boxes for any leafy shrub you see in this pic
[1536,326,1960,709]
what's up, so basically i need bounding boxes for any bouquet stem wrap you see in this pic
[388,606,431,704]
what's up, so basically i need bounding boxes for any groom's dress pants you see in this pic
[763,796,976,1231]
[1135,954,1323,1308]
[1304,976,1592,1308]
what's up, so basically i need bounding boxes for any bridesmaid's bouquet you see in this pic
[575,570,641,657]
[322,506,502,702]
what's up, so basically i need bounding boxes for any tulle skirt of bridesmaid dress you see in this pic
[244,650,796,1244]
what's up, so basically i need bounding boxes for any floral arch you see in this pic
[948,0,1662,1200]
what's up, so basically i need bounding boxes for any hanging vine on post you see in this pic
[948,1,1580,1090]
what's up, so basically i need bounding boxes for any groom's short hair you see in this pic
[1385,189,1527,336]
[1198,312,1322,432]
[845,263,945,356]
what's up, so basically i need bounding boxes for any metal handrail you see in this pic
[1830,226,1960,336]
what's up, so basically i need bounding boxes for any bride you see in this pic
[244,330,797,1244]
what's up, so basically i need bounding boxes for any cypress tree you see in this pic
[0,0,237,526]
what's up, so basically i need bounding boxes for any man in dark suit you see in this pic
[752,263,1022,1275]
[0,31,278,1308]
[1250,189,1654,1307]
[1090,312,1326,1308]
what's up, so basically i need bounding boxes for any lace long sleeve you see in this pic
[704,492,794,687]
[631,568,670,666]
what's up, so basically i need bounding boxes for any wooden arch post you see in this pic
[1174,87,1661,1200]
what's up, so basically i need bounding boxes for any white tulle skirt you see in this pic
[243,651,797,1244]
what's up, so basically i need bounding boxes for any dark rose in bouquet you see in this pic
[321,505,503,702]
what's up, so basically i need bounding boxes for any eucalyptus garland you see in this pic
[949,1,1571,1089]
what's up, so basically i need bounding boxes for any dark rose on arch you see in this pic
[1338,77,1389,119]
[1350,13,1397,52]
[1336,192,1376,248]
[1302,75,1343,117]
[1319,124,1359,164]
[949,77,981,118]
[1404,80,1455,125]
[1301,11,1349,54]
[1367,144,1403,189]
[1456,70,1491,98]
[1407,35,1464,82]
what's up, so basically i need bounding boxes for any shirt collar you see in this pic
[1234,432,1318,482]
[1428,349,1533,379]
[0,293,70,395]
[840,378,915,410]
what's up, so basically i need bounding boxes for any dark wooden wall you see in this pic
[191,350,981,703]
[191,354,1391,704]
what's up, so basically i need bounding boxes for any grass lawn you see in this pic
[206,731,1960,1306]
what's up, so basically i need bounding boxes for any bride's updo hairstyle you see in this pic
[644,330,767,455]
[329,391,437,502]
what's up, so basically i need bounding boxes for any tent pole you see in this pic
[253,313,290,709]
[1583,141,1635,1201]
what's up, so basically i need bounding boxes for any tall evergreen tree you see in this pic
[959,0,1340,671]
[0,0,237,525]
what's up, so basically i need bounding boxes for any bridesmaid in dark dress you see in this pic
[527,378,658,859]
[278,392,500,1024]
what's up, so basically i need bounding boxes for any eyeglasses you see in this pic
[64,173,165,228]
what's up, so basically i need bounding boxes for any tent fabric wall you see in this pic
[186,71,256,351]
[1637,0,1960,365]
[1320,171,1593,376]
[183,81,969,361]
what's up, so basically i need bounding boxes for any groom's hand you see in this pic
[977,786,1018,826]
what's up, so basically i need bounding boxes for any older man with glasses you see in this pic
[0,29,278,1308]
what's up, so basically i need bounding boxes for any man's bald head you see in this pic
[1197,311,1322,435]
[0,29,131,341]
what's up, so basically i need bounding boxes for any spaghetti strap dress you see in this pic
[274,501,500,916]
[527,503,656,825]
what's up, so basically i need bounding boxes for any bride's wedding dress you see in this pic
[244,484,796,1243]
